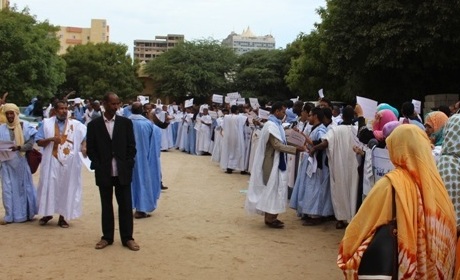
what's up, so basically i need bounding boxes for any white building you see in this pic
[222,27,275,55]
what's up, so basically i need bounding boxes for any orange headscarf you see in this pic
[424,111,448,133]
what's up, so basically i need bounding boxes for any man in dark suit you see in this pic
[86,92,139,251]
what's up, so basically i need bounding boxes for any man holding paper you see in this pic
[0,103,38,225]
[35,100,87,228]
[245,102,306,228]
[309,106,359,229]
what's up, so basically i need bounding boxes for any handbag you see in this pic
[26,148,42,174]
[358,187,398,280]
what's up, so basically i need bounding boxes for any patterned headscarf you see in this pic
[424,111,449,146]
[1,103,24,148]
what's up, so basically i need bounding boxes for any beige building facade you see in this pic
[0,0,9,10]
[57,19,109,55]
[222,26,275,55]
[133,34,184,63]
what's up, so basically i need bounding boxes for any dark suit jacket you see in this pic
[87,115,136,187]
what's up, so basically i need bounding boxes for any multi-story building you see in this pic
[0,0,9,10]
[133,34,184,63]
[222,26,276,55]
[56,19,109,55]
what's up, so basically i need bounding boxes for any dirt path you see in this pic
[0,150,344,279]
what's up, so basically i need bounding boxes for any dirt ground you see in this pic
[0,149,344,280]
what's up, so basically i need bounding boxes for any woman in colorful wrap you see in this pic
[338,124,457,279]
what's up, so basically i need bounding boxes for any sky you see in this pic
[11,0,326,56]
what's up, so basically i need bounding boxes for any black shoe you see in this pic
[161,184,168,190]
[265,220,285,229]
[302,218,323,226]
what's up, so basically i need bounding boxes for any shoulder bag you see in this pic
[358,187,398,280]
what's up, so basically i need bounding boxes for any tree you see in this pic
[61,42,142,101]
[0,7,65,105]
[319,0,460,104]
[143,39,237,102]
[233,49,292,102]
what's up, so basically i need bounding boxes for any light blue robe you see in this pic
[0,122,38,222]
[188,120,197,155]
[129,115,162,212]
[289,124,334,217]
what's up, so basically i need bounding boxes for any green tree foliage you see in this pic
[0,8,65,105]
[61,42,142,101]
[143,39,237,102]
[285,32,345,101]
[234,49,292,102]
[319,0,460,104]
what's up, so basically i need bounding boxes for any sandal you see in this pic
[265,220,285,229]
[124,240,140,251]
[58,216,69,228]
[95,239,112,250]
[39,216,53,226]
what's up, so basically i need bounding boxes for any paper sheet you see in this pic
[356,96,378,120]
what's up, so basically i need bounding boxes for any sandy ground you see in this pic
[0,149,344,280]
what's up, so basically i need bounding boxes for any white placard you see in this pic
[285,129,307,146]
[318,89,324,98]
[226,92,241,99]
[372,148,394,183]
[209,111,218,119]
[249,98,260,109]
[184,98,194,108]
[412,99,421,114]
[212,94,224,104]
[258,108,270,120]
[236,98,246,105]
[356,96,378,120]
[229,99,237,106]
[290,96,299,103]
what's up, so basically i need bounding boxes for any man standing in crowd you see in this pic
[309,106,359,229]
[0,103,38,225]
[86,92,139,251]
[245,102,306,228]
[35,101,87,228]
[220,105,247,174]
[129,102,162,219]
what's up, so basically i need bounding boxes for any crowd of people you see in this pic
[2,91,460,277]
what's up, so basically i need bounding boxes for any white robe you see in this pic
[37,117,87,220]
[211,117,224,163]
[196,114,212,153]
[158,111,173,150]
[248,128,261,173]
[322,125,360,222]
[220,114,247,171]
[245,121,288,215]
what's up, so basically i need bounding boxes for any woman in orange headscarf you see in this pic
[424,111,449,146]
[338,124,457,279]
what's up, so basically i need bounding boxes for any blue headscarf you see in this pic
[377,103,399,118]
